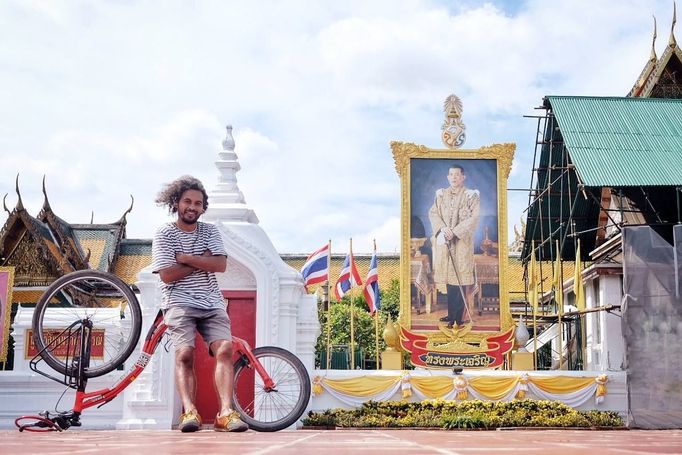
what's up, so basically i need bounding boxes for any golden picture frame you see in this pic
[391,142,515,344]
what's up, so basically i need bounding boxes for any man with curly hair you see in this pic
[151,175,248,433]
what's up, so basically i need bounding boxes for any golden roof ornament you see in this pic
[669,2,677,48]
[651,15,658,61]
[441,94,466,149]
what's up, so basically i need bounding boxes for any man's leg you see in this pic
[210,338,248,432]
[446,284,457,322]
[201,309,248,432]
[451,286,465,325]
[210,339,235,415]
[175,346,198,412]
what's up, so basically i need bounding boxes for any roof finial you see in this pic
[669,2,677,47]
[3,194,10,214]
[15,174,24,210]
[123,195,134,218]
[41,174,51,210]
[90,211,94,224]
[651,15,658,60]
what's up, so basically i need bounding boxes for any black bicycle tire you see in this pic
[15,416,60,432]
[32,270,142,378]
[233,346,311,432]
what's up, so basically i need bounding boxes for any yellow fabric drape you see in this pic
[315,374,608,404]
[410,377,454,399]
[574,239,585,311]
[530,375,594,394]
[469,376,519,401]
[322,375,400,397]
[528,240,539,313]
[553,240,563,314]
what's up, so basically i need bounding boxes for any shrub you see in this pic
[302,399,624,429]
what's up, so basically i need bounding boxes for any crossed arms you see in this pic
[158,249,227,284]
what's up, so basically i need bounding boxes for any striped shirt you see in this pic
[151,221,227,310]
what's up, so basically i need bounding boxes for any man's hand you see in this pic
[175,250,226,273]
[176,249,212,265]
[160,251,225,284]
[442,227,455,241]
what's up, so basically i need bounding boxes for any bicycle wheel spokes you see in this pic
[33,270,142,378]
[233,346,311,432]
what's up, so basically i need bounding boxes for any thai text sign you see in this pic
[25,328,105,359]
[399,325,514,369]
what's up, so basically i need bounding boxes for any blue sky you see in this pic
[0,0,675,254]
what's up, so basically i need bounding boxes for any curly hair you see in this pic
[155,175,209,214]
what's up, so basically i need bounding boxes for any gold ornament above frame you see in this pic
[391,141,515,348]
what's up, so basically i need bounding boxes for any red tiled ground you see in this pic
[2,428,682,455]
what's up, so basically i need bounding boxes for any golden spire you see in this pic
[15,174,23,211]
[41,175,51,211]
[651,15,658,61]
[2,194,9,214]
[669,2,677,47]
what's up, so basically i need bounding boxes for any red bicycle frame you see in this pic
[67,309,274,416]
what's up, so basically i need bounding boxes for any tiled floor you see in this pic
[2,428,682,455]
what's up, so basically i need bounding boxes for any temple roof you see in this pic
[0,178,134,287]
[629,8,682,98]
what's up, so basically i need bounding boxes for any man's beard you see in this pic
[179,211,199,225]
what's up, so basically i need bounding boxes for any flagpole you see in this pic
[576,238,586,370]
[530,240,538,370]
[373,239,380,370]
[326,239,332,370]
[349,238,355,370]
[556,240,564,370]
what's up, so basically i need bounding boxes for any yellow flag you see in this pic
[553,240,563,316]
[574,238,585,311]
[528,240,538,314]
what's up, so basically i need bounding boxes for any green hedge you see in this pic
[302,399,624,429]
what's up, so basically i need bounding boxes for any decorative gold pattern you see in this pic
[6,233,56,285]
[390,142,429,177]
[393,141,516,346]
[0,266,14,362]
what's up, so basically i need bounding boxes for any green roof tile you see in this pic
[547,96,682,186]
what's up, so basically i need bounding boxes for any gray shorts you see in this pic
[163,306,231,353]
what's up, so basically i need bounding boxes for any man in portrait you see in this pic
[428,164,480,328]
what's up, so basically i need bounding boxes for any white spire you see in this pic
[204,125,259,224]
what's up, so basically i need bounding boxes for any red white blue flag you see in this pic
[335,253,362,300]
[301,243,329,292]
[363,253,380,315]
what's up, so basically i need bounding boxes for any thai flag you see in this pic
[300,243,329,292]
[334,253,362,300]
[363,253,381,315]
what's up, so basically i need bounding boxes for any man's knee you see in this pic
[211,339,233,359]
[175,347,195,368]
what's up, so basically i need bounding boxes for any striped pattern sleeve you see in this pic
[206,223,227,257]
[151,223,177,273]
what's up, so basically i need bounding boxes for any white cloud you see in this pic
[0,0,676,254]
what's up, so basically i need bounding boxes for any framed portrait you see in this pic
[0,267,15,362]
[391,142,515,343]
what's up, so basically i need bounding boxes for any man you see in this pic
[428,165,480,328]
[152,175,248,433]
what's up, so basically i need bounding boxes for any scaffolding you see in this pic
[520,97,682,371]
